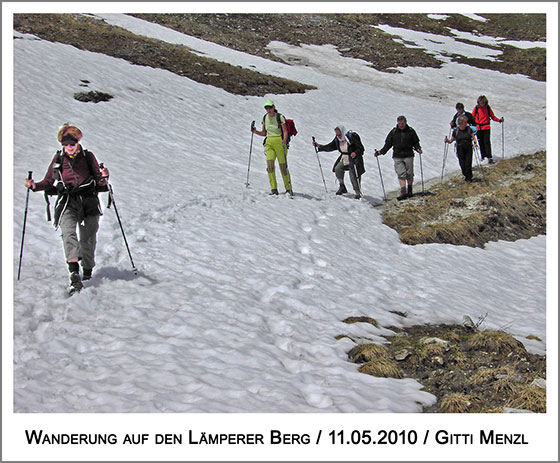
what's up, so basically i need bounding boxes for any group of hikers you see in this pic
[20,96,503,293]
[253,95,503,201]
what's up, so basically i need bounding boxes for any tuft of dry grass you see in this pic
[467,330,526,356]
[439,393,472,413]
[358,358,402,379]
[348,343,390,364]
[343,316,379,327]
[507,385,546,413]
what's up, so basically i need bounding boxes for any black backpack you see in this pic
[43,149,103,221]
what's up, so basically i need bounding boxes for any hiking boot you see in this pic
[407,185,413,197]
[285,189,293,197]
[69,272,83,293]
[269,189,279,195]
[397,187,408,201]
[335,184,348,195]
[354,194,361,200]
[488,158,495,164]
[82,268,93,281]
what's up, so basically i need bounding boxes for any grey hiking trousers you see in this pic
[59,206,100,269]
[335,160,361,193]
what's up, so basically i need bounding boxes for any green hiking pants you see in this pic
[265,136,292,191]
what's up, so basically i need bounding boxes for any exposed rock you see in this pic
[421,337,450,351]
[73,90,113,103]
[530,378,546,389]
[394,349,410,361]
[462,315,476,330]
[503,407,534,413]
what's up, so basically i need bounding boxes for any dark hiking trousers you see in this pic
[476,129,492,160]
[456,143,473,181]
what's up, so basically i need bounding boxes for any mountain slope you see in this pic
[11,14,546,413]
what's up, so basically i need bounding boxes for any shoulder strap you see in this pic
[276,113,283,128]
[83,149,95,175]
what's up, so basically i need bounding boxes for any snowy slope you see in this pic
[11,15,547,413]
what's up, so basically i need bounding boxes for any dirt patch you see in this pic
[13,13,315,97]
[380,151,546,248]
[453,45,545,82]
[345,324,546,413]
[73,90,113,103]
[131,13,443,73]
[132,13,546,82]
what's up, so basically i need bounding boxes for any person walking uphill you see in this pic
[25,124,109,294]
[313,125,365,199]
[472,95,503,164]
[374,116,422,201]
[450,102,476,129]
[252,100,293,196]
[445,115,478,182]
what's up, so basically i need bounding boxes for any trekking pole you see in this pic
[418,151,425,195]
[375,154,387,201]
[441,128,451,185]
[17,171,33,280]
[501,119,505,159]
[351,160,363,199]
[100,164,138,275]
[473,146,488,184]
[311,137,328,193]
[441,142,449,185]
[246,121,255,187]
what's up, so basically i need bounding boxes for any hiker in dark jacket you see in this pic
[445,115,479,182]
[374,116,422,200]
[25,124,109,293]
[313,124,365,199]
[450,102,476,129]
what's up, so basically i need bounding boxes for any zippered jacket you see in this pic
[34,146,107,227]
[472,105,501,131]
[317,131,366,176]
[378,125,421,158]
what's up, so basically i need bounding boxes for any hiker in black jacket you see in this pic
[313,125,365,199]
[450,102,476,129]
[374,116,422,200]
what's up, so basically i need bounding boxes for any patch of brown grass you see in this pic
[440,393,472,413]
[132,13,443,73]
[358,358,402,379]
[343,316,379,327]
[13,13,315,96]
[467,330,526,356]
[343,323,546,413]
[507,385,546,413]
[382,152,546,248]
